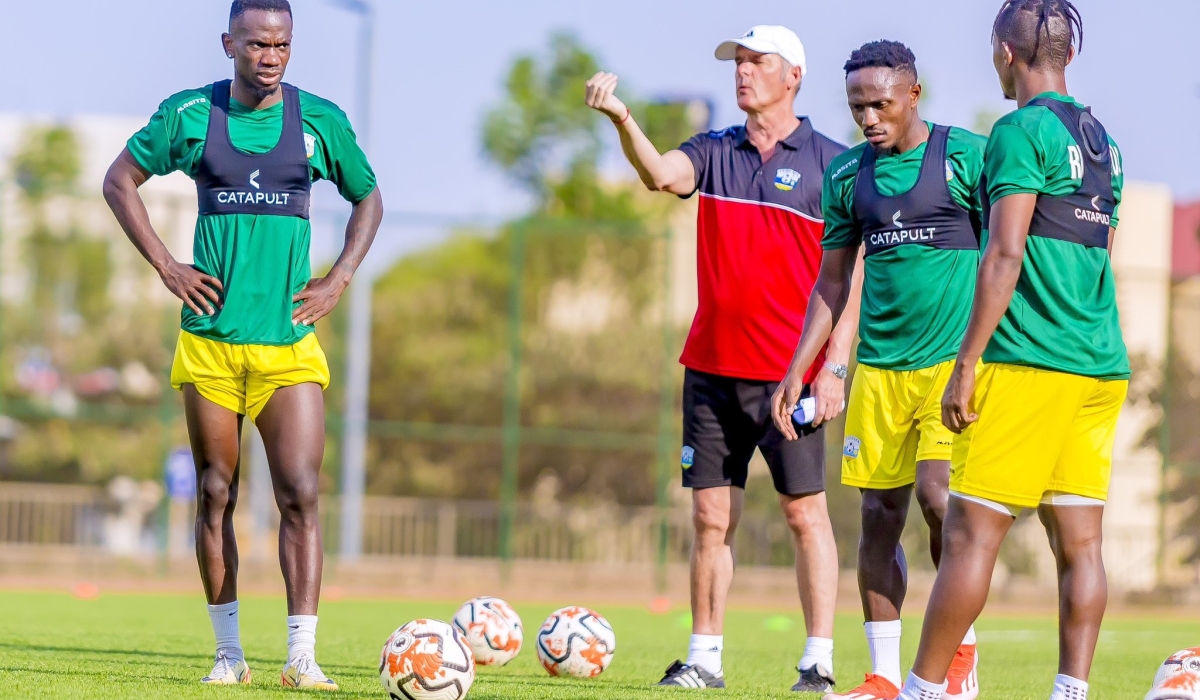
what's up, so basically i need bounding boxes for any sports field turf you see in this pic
[0,590,1192,699]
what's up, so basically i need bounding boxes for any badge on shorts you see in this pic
[774,168,801,191]
[843,436,862,459]
[681,446,695,469]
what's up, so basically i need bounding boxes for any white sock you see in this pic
[799,636,834,673]
[286,615,318,663]
[207,601,242,659]
[962,624,977,646]
[865,620,902,687]
[685,634,723,675]
[898,670,949,700]
[1050,674,1088,700]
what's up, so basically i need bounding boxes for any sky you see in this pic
[1,0,1197,232]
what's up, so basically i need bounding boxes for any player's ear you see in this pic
[1064,44,1075,67]
[910,81,922,106]
[221,32,234,59]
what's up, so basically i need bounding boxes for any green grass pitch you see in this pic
[0,590,1192,699]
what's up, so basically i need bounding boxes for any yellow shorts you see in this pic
[841,361,956,489]
[170,331,330,420]
[950,363,1128,509]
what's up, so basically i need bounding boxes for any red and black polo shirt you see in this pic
[678,118,846,383]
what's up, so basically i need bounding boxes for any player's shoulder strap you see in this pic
[1020,97,1114,249]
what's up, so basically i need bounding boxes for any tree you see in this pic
[4,125,176,485]
[482,32,605,205]
[358,32,687,504]
[13,125,80,201]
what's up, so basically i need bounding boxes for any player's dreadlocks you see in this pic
[992,0,1083,69]
[230,0,292,23]
[843,40,918,80]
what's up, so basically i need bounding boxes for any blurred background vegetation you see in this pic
[0,31,1196,574]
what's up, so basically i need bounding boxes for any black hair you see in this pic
[992,0,1083,69]
[843,40,918,80]
[230,0,292,23]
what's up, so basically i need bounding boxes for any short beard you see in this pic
[252,82,281,101]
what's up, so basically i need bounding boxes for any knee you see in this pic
[941,516,980,555]
[1055,530,1104,568]
[914,482,948,528]
[275,478,320,521]
[197,468,236,515]
[782,496,830,537]
[692,498,735,542]
[860,493,907,538]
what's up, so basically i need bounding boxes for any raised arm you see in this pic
[584,72,695,196]
[291,186,384,326]
[771,245,863,438]
[940,193,1034,432]
[102,148,223,316]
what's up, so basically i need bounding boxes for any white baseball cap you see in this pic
[714,25,807,78]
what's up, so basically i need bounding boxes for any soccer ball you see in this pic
[1147,649,1200,700]
[379,619,475,700]
[535,606,616,678]
[452,596,523,666]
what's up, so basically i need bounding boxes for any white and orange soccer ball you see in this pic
[379,619,475,700]
[452,596,523,666]
[535,606,616,679]
[1146,648,1200,700]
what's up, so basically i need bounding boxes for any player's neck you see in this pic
[744,105,800,159]
[1014,70,1068,108]
[883,115,929,156]
[230,76,285,110]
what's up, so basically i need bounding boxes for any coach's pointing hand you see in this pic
[585,72,628,122]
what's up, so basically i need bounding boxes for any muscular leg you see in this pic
[1038,504,1106,681]
[690,486,743,635]
[914,460,950,568]
[780,491,838,639]
[911,497,1013,683]
[184,386,244,606]
[255,383,326,616]
[858,486,912,622]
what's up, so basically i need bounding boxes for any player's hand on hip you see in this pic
[292,274,349,327]
[941,361,979,434]
[811,367,846,428]
[771,371,805,441]
[159,260,223,316]
[585,72,628,122]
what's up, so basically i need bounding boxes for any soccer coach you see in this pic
[586,26,857,692]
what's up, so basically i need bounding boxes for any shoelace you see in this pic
[947,647,974,681]
[291,655,330,682]
[209,650,236,679]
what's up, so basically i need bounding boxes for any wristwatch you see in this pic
[823,361,848,380]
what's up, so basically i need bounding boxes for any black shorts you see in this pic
[681,368,826,496]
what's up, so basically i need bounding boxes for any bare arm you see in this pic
[941,193,1035,432]
[584,72,695,195]
[102,148,223,315]
[292,186,384,326]
[771,245,863,438]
